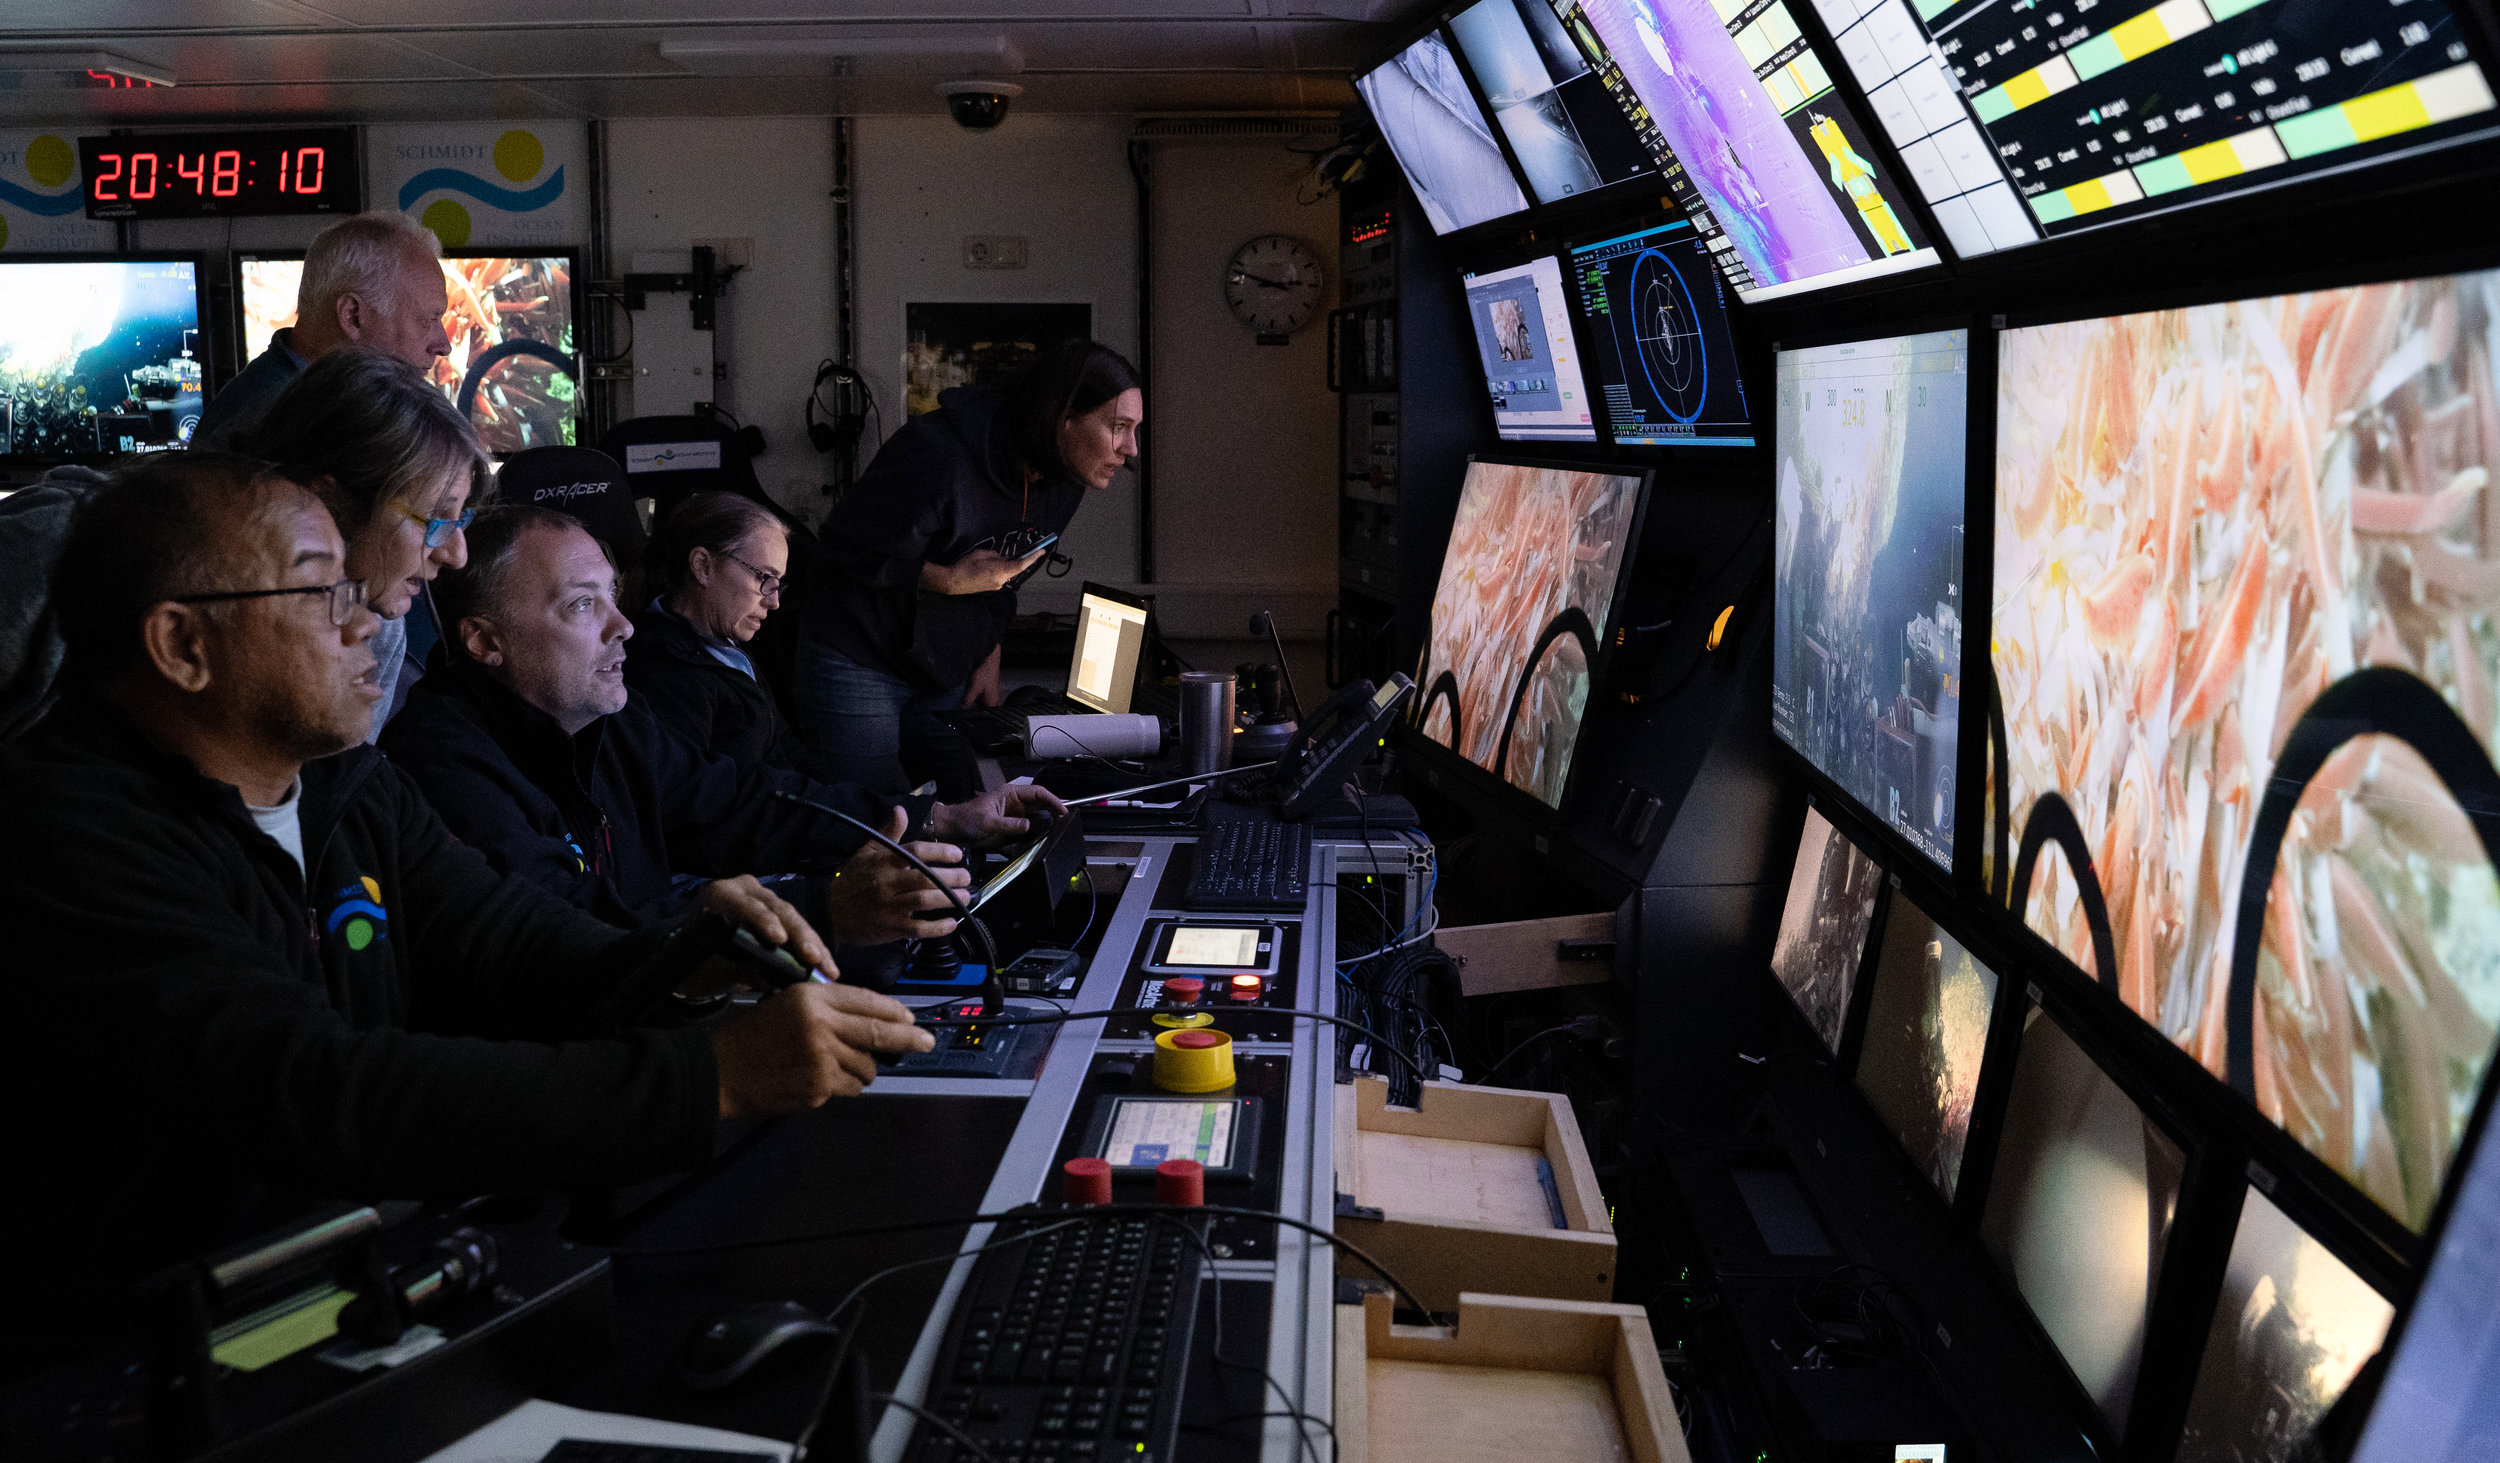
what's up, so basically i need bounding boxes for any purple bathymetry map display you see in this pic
[1578,0,1868,289]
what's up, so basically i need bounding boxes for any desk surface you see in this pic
[530,824,1430,1463]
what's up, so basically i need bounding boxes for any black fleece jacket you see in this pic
[804,384,1086,689]
[626,599,807,776]
[0,696,719,1313]
[382,653,905,927]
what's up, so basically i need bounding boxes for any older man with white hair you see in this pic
[191,210,452,451]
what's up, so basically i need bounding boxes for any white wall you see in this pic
[1143,138,1340,638]
[605,116,839,517]
[850,114,1142,607]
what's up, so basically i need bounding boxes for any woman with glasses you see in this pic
[628,491,808,774]
[794,338,1142,797]
[246,346,484,740]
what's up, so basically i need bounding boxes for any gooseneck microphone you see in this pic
[1250,609,1303,722]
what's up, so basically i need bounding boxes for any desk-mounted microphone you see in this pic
[1249,609,1303,722]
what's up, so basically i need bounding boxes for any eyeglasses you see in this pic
[720,550,784,599]
[393,502,477,549]
[172,578,369,627]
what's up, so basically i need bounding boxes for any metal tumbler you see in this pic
[1178,671,1236,775]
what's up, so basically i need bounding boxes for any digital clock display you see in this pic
[79,128,361,220]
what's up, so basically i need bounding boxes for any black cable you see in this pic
[895,1004,1425,1084]
[613,1200,1436,1320]
[1160,1214,1333,1463]
[770,788,999,973]
[873,1392,1003,1463]
[1475,1023,1576,1086]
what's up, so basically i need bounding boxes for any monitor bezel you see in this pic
[1400,450,1657,823]
[230,245,586,460]
[1558,210,1766,458]
[1767,318,1980,881]
[0,250,213,468]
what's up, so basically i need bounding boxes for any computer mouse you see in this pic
[682,1299,843,1391]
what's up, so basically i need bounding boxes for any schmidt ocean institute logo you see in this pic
[0,134,87,251]
[325,877,390,952]
[395,128,564,248]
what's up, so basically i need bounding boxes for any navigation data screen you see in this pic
[1569,221,1753,447]
[1773,330,1966,870]
[1821,0,2496,248]
[1569,0,1941,300]
[1463,255,1597,442]
[1451,0,1660,204]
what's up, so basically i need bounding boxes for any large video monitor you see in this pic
[1993,272,2500,1230]
[1462,255,1596,442]
[1566,220,1752,448]
[1854,892,1998,1204]
[2350,1084,2500,1462]
[0,256,206,462]
[1772,329,1966,872]
[1769,807,1883,1055]
[1828,0,2495,253]
[238,251,580,456]
[1415,458,1649,809]
[1565,0,1939,300]
[1448,0,1658,205]
[1981,1006,2185,1437]
[1356,30,1532,235]
[2175,1188,2393,1462]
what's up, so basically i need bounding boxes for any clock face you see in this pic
[1224,235,1324,336]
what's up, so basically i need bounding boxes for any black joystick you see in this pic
[906,937,963,981]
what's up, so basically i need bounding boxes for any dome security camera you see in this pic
[938,79,1023,130]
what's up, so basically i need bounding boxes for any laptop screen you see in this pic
[1068,585,1150,714]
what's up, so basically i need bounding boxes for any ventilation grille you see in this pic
[1133,117,1341,142]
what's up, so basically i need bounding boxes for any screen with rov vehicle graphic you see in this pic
[0,259,204,461]
[1463,255,1597,442]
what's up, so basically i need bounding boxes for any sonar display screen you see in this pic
[1568,0,1940,300]
[1773,329,1967,871]
[1463,255,1597,442]
[0,259,205,461]
[1357,30,1532,235]
[1417,460,1645,808]
[1568,220,1752,447]
[1450,0,1660,204]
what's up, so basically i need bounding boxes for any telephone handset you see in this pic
[1276,672,1415,820]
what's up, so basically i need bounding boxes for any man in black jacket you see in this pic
[383,505,1059,947]
[0,456,932,1359]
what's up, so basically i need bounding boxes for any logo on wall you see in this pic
[0,133,112,252]
[325,876,391,952]
[375,123,581,248]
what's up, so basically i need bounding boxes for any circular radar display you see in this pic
[1629,249,1707,423]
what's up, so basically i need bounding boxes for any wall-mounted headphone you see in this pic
[807,359,871,455]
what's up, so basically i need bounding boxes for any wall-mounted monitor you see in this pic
[1448,0,1660,204]
[2349,1084,2500,1462]
[1461,255,1596,442]
[2174,1188,2393,1463]
[238,251,580,456]
[1356,30,1532,235]
[1770,807,1884,1055]
[1566,219,1752,449]
[1819,0,2497,254]
[0,256,206,462]
[1415,458,1649,809]
[1772,328,1966,872]
[1993,272,2500,1231]
[1981,1006,2185,1438]
[1855,892,1998,1204]
[1566,0,1941,300]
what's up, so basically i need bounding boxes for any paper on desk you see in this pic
[420,1399,792,1462]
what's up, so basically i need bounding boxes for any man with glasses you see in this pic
[382,505,1063,955]
[0,455,934,1361]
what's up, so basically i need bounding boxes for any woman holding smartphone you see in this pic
[794,338,1142,796]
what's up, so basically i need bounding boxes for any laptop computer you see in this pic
[949,582,1171,752]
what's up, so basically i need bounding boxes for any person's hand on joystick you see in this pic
[822,807,971,946]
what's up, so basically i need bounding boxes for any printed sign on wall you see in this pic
[368,123,584,248]
[0,130,116,252]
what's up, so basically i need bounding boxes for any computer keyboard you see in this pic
[1183,816,1310,912]
[907,1214,1202,1462]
